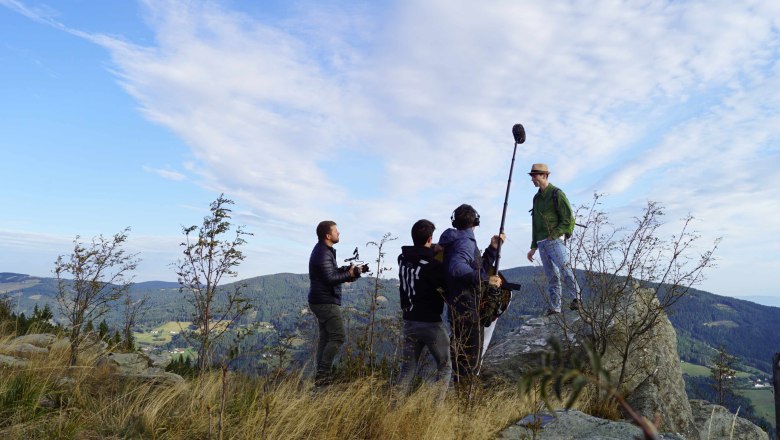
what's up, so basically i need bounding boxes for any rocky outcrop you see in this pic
[689,400,768,440]
[498,410,686,439]
[95,352,184,386]
[600,288,698,440]
[482,286,749,440]
[0,333,183,387]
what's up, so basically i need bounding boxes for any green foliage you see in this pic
[98,320,109,339]
[710,345,737,406]
[166,354,197,378]
[0,372,46,427]
[0,300,59,336]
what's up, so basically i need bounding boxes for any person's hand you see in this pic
[432,243,444,254]
[527,248,536,262]
[488,275,502,288]
[348,264,358,278]
[490,233,506,249]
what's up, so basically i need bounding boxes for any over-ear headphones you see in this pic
[451,204,480,229]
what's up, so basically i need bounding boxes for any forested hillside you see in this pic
[3,267,779,374]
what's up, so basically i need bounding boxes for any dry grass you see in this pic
[1,344,536,440]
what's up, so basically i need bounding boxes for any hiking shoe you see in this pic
[544,308,561,317]
[569,299,582,311]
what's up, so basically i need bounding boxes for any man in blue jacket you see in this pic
[308,220,362,386]
[438,204,504,383]
[396,219,451,401]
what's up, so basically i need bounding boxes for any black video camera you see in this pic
[342,247,370,275]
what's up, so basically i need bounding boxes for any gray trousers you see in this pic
[309,303,345,383]
[395,320,452,401]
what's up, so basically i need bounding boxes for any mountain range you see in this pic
[2,268,779,374]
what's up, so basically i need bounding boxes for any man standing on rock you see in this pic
[526,163,581,316]
[395,219,451,401]
[438,204,504,383]
[308,220,362,386]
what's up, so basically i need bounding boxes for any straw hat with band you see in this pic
[528,163,550,175]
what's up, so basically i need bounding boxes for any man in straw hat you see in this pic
[526,163,581,316]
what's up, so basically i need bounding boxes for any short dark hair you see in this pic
[411,219,435,246]
[316,220,336,241]
[451,204,480,229]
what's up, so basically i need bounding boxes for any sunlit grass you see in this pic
[1,346,538,440]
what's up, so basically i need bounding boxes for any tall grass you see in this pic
[1,347,535,440]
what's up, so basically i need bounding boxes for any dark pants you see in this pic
[448,289,483,383]
[396,320,452,401]
[309,303,345,384]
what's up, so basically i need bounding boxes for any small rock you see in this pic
[12,333,57,348]
[3,342,49,358]
[0,354,29,368]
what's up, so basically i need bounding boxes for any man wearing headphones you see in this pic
[437,204,504,383]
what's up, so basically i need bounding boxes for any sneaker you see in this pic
[569,299,582,311]
[544,308,561,317]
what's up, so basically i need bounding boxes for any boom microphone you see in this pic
[512,124,526,144]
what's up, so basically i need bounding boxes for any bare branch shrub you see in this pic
[55,228,139,366]
[568,194,720,390]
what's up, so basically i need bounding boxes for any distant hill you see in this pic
[2,267,779,374]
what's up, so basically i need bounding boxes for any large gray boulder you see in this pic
[482,286,698,439]
[498,410,687,439]
[689,399,768,440]
[600,289,698,440]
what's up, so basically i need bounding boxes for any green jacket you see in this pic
[530,184,574,249]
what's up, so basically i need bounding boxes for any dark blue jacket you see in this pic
[437,228,497,312]
[308,241,354,305]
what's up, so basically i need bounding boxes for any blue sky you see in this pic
[1,0,779,300]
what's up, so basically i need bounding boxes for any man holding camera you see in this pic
[308,220,363,386]
[395,219,451,401]
[438,204,504,383]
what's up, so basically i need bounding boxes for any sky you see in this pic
[1,0,779,300]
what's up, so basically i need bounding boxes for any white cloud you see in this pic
[4,0,780,296]
[143,165,186,181]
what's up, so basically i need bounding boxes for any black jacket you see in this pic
[308,241,355,305]
[398,245,446,322]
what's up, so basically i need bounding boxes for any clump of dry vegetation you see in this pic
[0,337,537,440]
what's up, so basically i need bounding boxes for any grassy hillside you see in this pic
[0,336,535,439]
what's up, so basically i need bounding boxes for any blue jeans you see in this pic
[538,238,580,311]
[396,320,452,401]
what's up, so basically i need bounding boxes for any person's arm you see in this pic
[313,249,355,286]
[552,190,574,240]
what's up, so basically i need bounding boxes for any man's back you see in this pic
[398,245,446,322]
